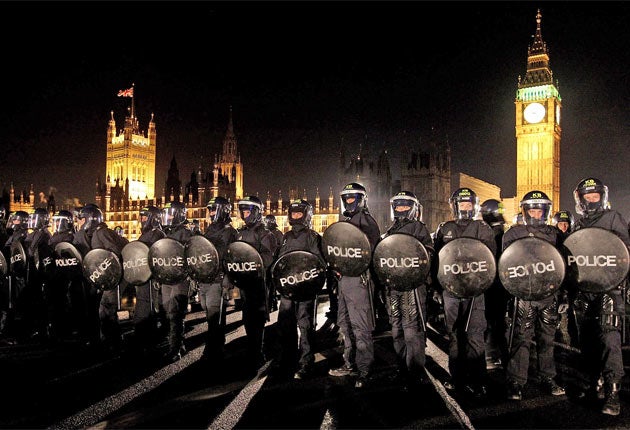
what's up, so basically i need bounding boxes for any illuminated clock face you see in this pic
[524,102,546,124]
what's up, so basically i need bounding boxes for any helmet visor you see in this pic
[238,202,262,225]
[391,198,417,220]
[163,207,182,226]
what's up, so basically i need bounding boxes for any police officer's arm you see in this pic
[72,229,92,258]
[429,224,445,293]
[259,230,276,270]
[27,229,48,258]
[310,230,327,266]
[92,227,127,258]
[476,221,497,256]
[364,217,381,251]
[610,212,630,250]
[501,226,519,252]
[350,211,381,251]
[416,223,435,283]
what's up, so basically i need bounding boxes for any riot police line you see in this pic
[3,221,627,341]
[321,221,630,335]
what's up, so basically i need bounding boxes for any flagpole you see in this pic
[131,83,135,120]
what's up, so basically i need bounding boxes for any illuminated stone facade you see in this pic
[399,132,451,233]
[98,105,340,239]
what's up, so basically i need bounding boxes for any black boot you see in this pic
[601,383,620,416]
[578,376,604,401]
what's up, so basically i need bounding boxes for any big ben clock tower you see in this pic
[515,9,561,210]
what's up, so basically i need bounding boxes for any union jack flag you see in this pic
[117,87,134,97]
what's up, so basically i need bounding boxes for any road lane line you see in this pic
[49,309,279,429]
[426,339,475,430]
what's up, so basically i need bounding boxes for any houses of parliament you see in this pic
[3,10,561,239]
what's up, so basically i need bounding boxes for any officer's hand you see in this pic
[557,303,569,314]
[432,290,443,305]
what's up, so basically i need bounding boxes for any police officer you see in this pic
[189,219,202,235]
[132,205,166,357]
[480,199,508,370]
[264,214,284,311]
[198,197,238,369]
[571,178,630,416]
[0,206,10,343]
[274,199,325,380]
[328,182,380,389]
[160,201,194,363]
[264,214,284,248]
[73,204,129,353]
[551,210,574,242]
[503,191,566,401]
[0,205,9,256]
[48,210,81,341]
[24,208,54,341]
[3,211,29,342]
[433,187,496,399]
[114,226,125,238]
[551,209,577,346]
[236,196,278,372]
[382,191,434,390]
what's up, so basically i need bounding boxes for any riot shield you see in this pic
[498,237,566,301]
[437,237,496,298]
[563,227,630,293]
[372,233,430,292]
[122,241,152,286]
[322,221,372,277]
[148,238,187,284]
[185,235,219,283]
[53,242,83,281]
[82,249,122,291]
[9,241,27,277]
[271,250,327,301]
[225,241,265,290]
[38,244,56,280]
[0,251,7,276]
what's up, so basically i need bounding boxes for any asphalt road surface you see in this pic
[1,293,629,429]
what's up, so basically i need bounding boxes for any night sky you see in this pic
[1,1,628,217]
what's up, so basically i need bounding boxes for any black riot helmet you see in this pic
[573,177,609,216]
[238,196,264,227]
[340,182,368,217]
[78,204,103,231]
[52,210,74,234]
[520,190,552,227]
[480,199,505,225]
[162,201,187,227]
[449,188,479,220]
[206,196,232,224]
[28,208,50,230]
[264,214,278,230]
[139,205,162,233]
[7,210,29,231]
[551,210,574,233]
[288,199,313,228]
[189,219,201,234]
[390,191,422,222]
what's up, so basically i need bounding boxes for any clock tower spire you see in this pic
[515,9,562,210]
